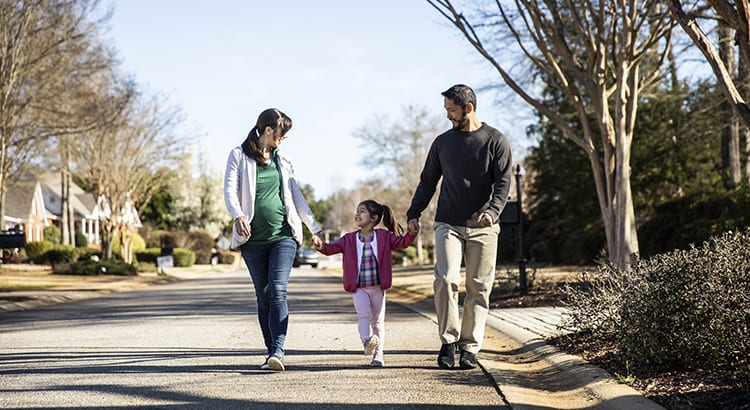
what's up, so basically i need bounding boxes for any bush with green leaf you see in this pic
[75,247,102,261]
[45,245,79,266]
[111,232,147,256]
[25,241,54,263]
[172,248,195,267]
[43,225,60,244]
[563,228,750,370]
[134,248,161,264]
[74,231,88,247]
[134,247,195,267]
[68,260,137,276]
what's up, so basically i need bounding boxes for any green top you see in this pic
[249,150,292,244]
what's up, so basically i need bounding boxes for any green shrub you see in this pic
[68,260,137,276]
[564,228,750,370]
[135,248,161,264]
[172,248,195,267]
[111,232,147,255]
[45,245,79,266]
[75,247,102,261]
[25,240,54,263]
[43,225,60,244]
[135,247,194,267]
[144,229,169,248]
[74,231,88,247]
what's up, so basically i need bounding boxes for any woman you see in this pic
[224,108,323,372]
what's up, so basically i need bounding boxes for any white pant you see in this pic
[352,286,385,360]
[433,222,499,354]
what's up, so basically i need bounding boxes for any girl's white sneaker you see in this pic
[363,335,379,356]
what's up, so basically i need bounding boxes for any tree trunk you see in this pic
[719,22,742,188]
[740,44,750,187]
[0,136,7,230]
[101,226,113,260]
[0,185,6,231]
[61,142,74,245]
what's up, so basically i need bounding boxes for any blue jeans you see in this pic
[240,238,297,357]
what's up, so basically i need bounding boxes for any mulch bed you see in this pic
[490,287,750,409]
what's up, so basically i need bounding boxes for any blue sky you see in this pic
[105,1,532,199]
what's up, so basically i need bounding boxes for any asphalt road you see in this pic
[0,267,508,409]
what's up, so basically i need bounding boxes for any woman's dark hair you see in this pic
[441,84,477,110]
[359,199,404,235]
[241,108,293,163]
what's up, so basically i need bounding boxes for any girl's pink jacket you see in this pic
[318,229,416,293]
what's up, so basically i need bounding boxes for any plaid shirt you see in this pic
[357,232,380,287]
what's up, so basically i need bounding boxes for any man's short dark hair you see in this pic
[441,84,477,110]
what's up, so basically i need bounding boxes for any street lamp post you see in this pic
[516,164,528,295]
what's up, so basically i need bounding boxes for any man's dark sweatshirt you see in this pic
[407,123,513,228]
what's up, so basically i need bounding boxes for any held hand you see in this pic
[311,232,324,249]
[477,212,493,227]
[234,216,251,237]
[407,219,420,234]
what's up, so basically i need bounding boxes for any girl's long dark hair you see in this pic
[241,108,292,163]
[359,199,404,235]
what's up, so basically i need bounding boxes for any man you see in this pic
[407,84,513,370]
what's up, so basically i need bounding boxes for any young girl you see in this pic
[316,199,418,367]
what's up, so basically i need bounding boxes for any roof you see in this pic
[38,173,96,219]
[4,179,38,220]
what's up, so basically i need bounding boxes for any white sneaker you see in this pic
[364,335,379,356]
[267,354,285,371]
[370,359,384,367]
[260,358,270,370]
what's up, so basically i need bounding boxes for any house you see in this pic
[3,178,48,242]
[2,173,101,245]
[38,173,100,245]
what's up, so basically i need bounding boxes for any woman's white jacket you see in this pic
[224,146,322,250]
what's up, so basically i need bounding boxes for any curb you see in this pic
[388,278,664,410]
[0,275,181,313]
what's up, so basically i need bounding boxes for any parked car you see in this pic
[293,245,319,268]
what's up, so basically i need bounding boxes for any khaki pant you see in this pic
[433,222,499,354]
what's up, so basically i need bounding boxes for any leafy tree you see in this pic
[299,183,328,245]
[526,80,730,263]
[139,172,175,230]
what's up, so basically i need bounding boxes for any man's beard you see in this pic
[452,113,469,130]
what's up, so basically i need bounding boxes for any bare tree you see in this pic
[353,105,443,264]
[427,0,673,268]
[324,188,363,238]
[74,91,185,260]
[0,0,114,229]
